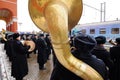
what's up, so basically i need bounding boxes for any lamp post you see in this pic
[18,22,22,32]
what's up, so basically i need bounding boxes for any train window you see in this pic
[90,29,95,34]
[80,29,86,34]
[111,28,119,34]
[99,28,106,34]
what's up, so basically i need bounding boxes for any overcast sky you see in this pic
[79,0,120,24]
[1,0,120,32]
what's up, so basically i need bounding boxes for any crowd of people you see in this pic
[68,33,120,80]
[2,32,52,80]
[1,32,120,80]
[50,33,120,80]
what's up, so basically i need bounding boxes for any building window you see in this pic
[99,28,106,34]
[111,28,119,34]
[90,29,95,34]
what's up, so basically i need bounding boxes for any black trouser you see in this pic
[26,51,32,58]
[15,76,23,80]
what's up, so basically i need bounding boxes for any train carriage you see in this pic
[72,20,120,41]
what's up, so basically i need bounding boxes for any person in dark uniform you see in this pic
[110,37,120,80]
[11,33,30,80]
[5,34,13,61]
[50,33,108,80]
[31,34,38,54]
[91,36,113,80]
[45,34,52,60]
[25,34,32,58]
[36,34,48,70]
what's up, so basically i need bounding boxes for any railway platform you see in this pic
[0,43,53,80]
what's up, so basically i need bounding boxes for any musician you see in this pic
[36,34,48,70]
[31,34,38,54]
[25,34,32,58]
[91,36,113,80]
[5,34,13,61]
[11,33,30,80]
[50,33,108,80]
[110,37,120,80]
[45,34,52,60]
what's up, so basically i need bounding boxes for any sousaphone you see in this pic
[28,0,103,80]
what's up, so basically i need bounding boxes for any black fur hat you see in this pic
[39,34,44,37]
[116,38,120,44]
[7,34,13,38]
[13,33,20,39]
[74,33,96,52]
[95,36,106,44]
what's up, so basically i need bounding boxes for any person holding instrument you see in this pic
[11,33,30,80]
[110,37,120,80]
[50,33,108,80]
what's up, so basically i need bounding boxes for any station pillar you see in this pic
[0,0,17,32]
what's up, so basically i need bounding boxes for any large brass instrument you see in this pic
[109,39,116,45]
[28,0,103,80]
[22,40,35,52]
[0,29,7,41]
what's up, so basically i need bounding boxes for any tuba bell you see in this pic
[22,40,35,52]
[28,0,103,80]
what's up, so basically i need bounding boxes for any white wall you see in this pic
[17,0,40,32]
[0,20,6,31]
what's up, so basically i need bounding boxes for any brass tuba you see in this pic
[109,39,116,45]
[22,40,35,52]
[28,0,103,80]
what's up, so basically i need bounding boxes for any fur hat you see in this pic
[7,34,13,38]
[116,38,120,44]
[13,33,20,39]
[95,36,106,44]
[39,34,44,37]
[74,33,96,52]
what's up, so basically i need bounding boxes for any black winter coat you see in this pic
[110,44,120,80]
[91,45,113,70]
[5,39,13,61]
[50,50,108,80]
[36,38,48,65]
[91,45,113,80]
[11,39,29,78]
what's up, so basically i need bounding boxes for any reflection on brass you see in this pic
[109,39,116,45]
[28,0,103,80]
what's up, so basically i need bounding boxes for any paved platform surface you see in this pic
[0,43,53,80]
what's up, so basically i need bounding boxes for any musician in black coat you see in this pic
[36,34,48,70]
[45,34,52,60]
[5,34,13,61]
[11,33,30,80]
[31,34,38,54]
[110,37,120,80]
[91,36,113,80]
[50,33,108,80]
